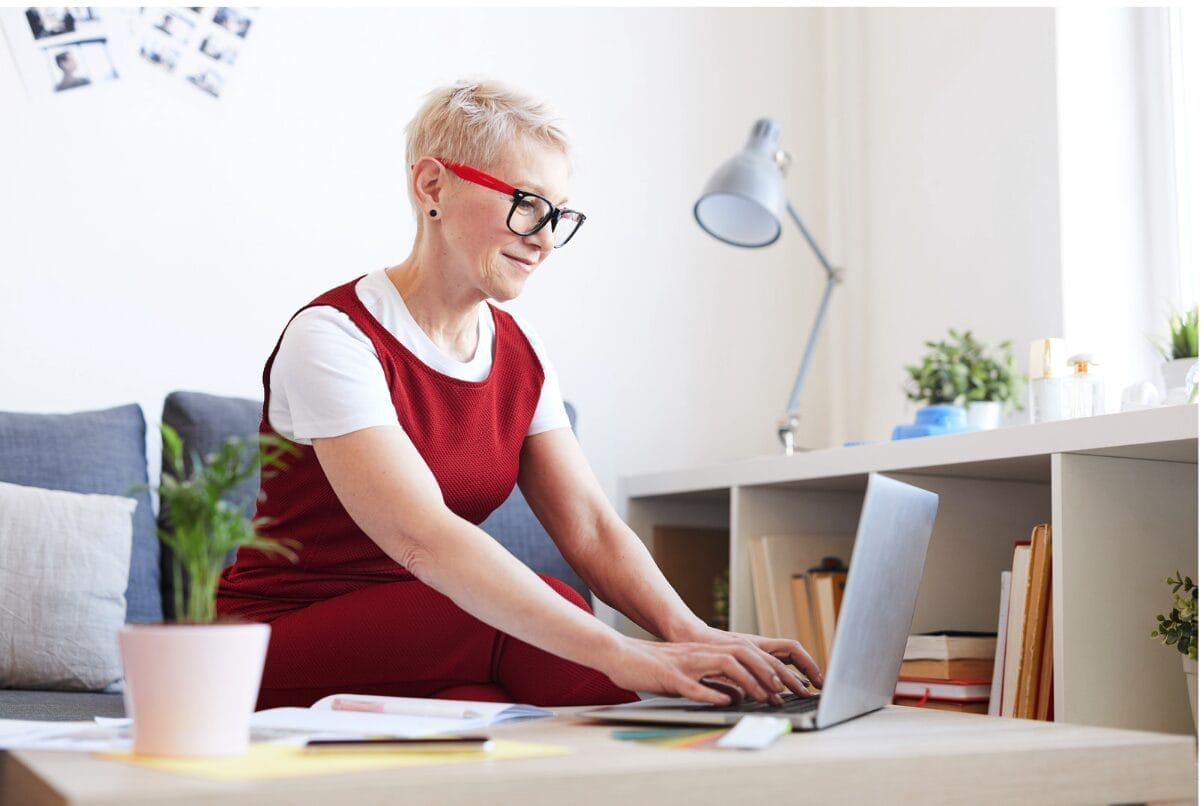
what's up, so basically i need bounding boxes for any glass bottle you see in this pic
[1028,338,1066,423]
[1065,353,1105,418]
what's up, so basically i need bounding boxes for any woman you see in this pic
[217,80,822,709]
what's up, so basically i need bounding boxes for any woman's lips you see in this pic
[503,254,535,273]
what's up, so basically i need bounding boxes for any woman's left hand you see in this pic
[674,624,824,696]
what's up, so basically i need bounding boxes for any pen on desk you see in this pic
[331,698,485,720]
[304,736,495,754]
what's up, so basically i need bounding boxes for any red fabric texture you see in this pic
[217,276,637,707]
[255,574,637,709]
[218,276,544,620]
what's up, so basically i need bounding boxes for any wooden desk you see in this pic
[1,707,1196,805]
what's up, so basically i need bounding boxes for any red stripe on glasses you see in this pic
[435,159,517,197]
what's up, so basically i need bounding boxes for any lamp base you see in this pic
[777,421,814,455]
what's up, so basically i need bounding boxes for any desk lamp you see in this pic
[693,118,844,455]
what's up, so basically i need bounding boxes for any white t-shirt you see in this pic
[268,270,571,445]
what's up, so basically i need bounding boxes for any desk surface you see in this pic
[2,706,1196,805]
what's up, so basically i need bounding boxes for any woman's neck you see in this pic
[386,257,482,363]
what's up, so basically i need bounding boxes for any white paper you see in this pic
[310,693,550,722]
[251,694,552,738]
[0,719,131,751]
[249,707,496,738]
[715,716,791,750]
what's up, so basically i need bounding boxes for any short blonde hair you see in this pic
[405,81,570,210]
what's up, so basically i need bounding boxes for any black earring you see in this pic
[429,209,438,218]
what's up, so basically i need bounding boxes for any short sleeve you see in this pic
[267,306,400,444]
[510,313,572,436]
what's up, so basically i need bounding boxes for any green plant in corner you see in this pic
[147,425,300,623]
[904,329,1022,409]
[1154,305,1199,361]
[1152,572,1198,660]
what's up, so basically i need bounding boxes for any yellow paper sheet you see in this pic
[97,739,572,780]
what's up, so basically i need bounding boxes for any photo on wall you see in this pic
[0,7,123,98]
[127,6,255,99]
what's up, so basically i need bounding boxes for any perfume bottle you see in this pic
[1065,353,1105,418]
[1028,338,1066,424]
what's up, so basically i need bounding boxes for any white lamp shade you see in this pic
[693,119,787,248]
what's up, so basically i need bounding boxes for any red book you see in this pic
[895,677,992,702]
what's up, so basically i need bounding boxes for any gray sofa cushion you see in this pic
[159,391,263,620]
[479,403,589,603]
[0,689,125,721]
[0,404,160,623]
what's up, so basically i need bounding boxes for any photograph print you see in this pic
[0,7,121,98]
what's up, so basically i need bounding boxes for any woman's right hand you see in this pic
[599,635,811,706]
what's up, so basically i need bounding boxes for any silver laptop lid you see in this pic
[815,473,938,729]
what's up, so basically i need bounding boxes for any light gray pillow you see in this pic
[0,480,136,691]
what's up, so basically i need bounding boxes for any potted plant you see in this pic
[1155,306,1198,405]
[1151,572,1197,731]
[960,333,1023,429]
[120,425,297,757]
[896,330,1020,438]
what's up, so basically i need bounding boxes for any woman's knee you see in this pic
[537,574,592,613]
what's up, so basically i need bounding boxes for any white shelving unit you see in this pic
[618,405,1199,735]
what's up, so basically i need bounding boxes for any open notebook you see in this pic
[250,693,551,738]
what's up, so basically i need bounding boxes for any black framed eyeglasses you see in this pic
[435,158,585,248]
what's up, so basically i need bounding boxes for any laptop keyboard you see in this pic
[684,692,822,715]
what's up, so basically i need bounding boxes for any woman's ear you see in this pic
[411,156,445,211]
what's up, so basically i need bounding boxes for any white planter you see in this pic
[1185,656,1197,734]
[118,622,269,757]
[1160,358,1198,405]
[966,401,1003,430]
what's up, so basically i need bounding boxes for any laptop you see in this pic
[584,473,938,731]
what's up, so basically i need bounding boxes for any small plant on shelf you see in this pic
[903,329,1022,410]
[1154,306,1199,362]
[1152,572,1197,660]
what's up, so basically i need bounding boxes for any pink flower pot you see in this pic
[118,622,269,757]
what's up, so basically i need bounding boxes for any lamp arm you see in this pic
[778,201,844,454]
[785,201,839,281]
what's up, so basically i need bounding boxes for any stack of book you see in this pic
[894,631,996,713]
[746,535,851,672]
[789,557,848,672]
[991,523,1055,720]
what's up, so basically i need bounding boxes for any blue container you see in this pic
[891,404,972,440]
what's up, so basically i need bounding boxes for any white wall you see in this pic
[1,8,1173,505]
[0,8,829,502]
[824,8,1064,444]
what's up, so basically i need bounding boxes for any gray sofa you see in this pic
[0,390,587,721]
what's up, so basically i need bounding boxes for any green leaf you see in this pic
[148,424,299,623]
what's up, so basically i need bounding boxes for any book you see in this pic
[899,658,996,681]
[903,631,997,661]
[895,677,992,700]
[250,694,552,737]
[812,571,847,667]
[748,536,778,637]
[789,574,822,668]
[1036,577,1056,721]
[1001,542,1033,718]
[988,570,1013,717]
[893,696,992,714]
[748,536,850,640]
[1016,524,1052,719]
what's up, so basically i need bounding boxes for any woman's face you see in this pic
[437,142,571,303]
